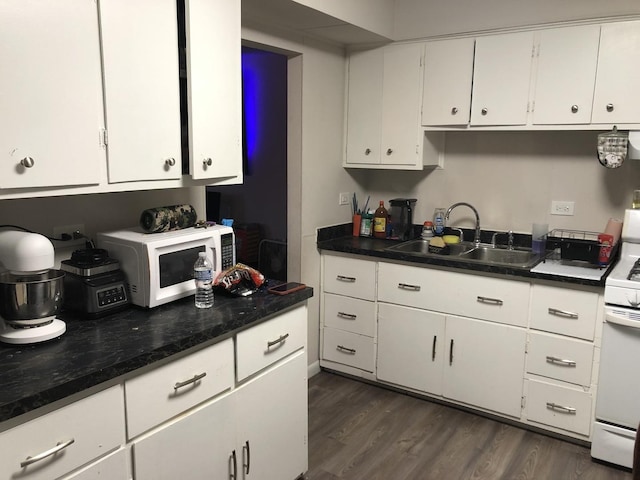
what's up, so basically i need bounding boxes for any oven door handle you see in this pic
[605,311,640,329]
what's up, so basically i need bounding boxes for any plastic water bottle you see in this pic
[433,208,446,236]
[194,252,214,308]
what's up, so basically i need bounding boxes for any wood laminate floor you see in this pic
[307,371,632,480]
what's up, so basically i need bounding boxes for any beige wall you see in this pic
[393,0,640,39]
[347,131,638,236]
[0,188,204,265]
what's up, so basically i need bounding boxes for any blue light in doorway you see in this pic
[242,54,259,175]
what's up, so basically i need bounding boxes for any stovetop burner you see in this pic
[61,248,120,277]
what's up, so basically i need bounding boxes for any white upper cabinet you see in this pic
[0,0,104,190]
[380,43,426,166]
[470,31,535,126]
[345,48,384,165]
[185,0,243,180]
[100,0,183,183]
[345,43,436,169]
[532,25,600,125]
[592,20,640,124]
[422,38,475,126]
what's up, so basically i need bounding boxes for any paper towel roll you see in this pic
[139,204,198,233]
[604,217,623,245]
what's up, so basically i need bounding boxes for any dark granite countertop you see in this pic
[0,285,313,423]
[317,224,613,288]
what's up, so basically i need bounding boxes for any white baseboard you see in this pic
[308,360,321,378]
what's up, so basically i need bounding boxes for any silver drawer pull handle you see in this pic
[337,312,357,320]
[548,308,578,319]
[174,372,207,391]
[336,275,356,283]
[267,333,289,349]
[398,283,421,291]
[20,438,75,467]
[546,402,576,414]
[337,345,356,354]
[477,296,503,306]
[546,356,576,367]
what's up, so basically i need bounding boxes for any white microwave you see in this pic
[96,226,235,308]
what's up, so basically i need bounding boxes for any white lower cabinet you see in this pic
[132,351,307,480]
[377,303,445,395]
[525,379,592,436]
[61,448,131,480]
[1,306,309,480]
[0,386,126,480]
[377,303,526,418]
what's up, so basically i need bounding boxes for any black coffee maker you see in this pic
[389,198,417,241]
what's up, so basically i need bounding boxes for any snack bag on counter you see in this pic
[213,263,265,297]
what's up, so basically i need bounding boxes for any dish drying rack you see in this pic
[545,229,618,267]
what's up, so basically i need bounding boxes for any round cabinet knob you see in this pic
[481,108,488,116]
[606,103,614,112]
[165,157,176,167]
[571,105,579,113]
[451,107,458,115]
[203,158,213,167]
[20,157,35,168]
[386,148,393,156]
[364,148,371,155]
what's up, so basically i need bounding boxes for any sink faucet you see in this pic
[491,230,514,249]
[445,202,481,246]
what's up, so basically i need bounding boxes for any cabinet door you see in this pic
[185,0,243,180]
[532,25,600,125]
[345,49,383,165]
[236,351,308,480]
[62,448,130,480]
[0,0,103,189]
[377,303,445,395]
[470,31,534,126]
[592,21,640,124]
[132,394,236,480]
[100,0,182,183]
[422,38,475,126]
[380,43,424,166]
[444,316,526,418]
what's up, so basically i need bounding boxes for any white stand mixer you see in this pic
[0,231,66,344]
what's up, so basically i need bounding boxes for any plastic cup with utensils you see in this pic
[532,223,548,256]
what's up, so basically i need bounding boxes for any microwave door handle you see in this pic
[605,311,640,329]
[210,247,217,271]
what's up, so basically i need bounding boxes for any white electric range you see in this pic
[592,209,640,469]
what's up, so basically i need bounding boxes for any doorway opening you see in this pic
[207,46,289,281]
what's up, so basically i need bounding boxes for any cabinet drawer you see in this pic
[236,305,306,382]
[527,332,594,386]
[126,339,234,438]
[63,447,130,480]
[0,386,125,480]
[526,379,592,436]
[324,293,376,337]
[530,284,600,340]
[323,255,376,300]
[323,327,375,372]
[378,262,529,327]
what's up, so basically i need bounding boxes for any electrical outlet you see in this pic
[53,224,86,242]
[339,192,351,206]
[551,201,575,216]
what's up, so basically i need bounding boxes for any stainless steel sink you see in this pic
[458,246,539,267]
[386,239,540,268]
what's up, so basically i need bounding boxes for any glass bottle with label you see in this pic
[373,201,388,239]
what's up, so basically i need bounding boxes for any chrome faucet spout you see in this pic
[445,202,481,246]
